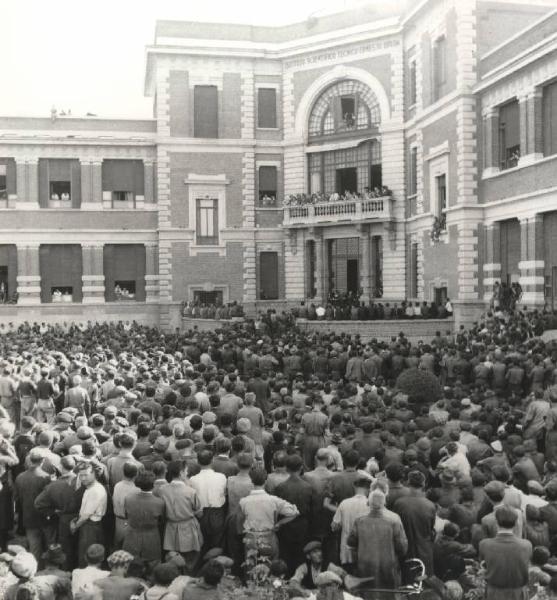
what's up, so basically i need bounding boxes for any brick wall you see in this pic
[169,152,243,228]
[169,71,190,137]
[480,156,557,203]
[255,209,283,228]
[0,211,157,230]
[170,241,244,301]
[422,225,460,301]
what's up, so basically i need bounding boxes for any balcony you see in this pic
[283,195,393,227]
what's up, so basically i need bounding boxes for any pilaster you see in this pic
[82,244,105,304]
[16,244,41,304]
[482,108,500,177]
[144,160,155,205]
[519,215,545,306]
[145,242,159,303]
[483,222,501,301]
[358,225,372,302]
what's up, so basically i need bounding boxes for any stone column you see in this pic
[15,159,39,209]
[519,214,545,307]
[482,222,501,302]
[16,244,41,304]
[359,225,372,302]
[145,242,159,303]
[483,107,500,177]
[143,161,155,206]
[313,231,324,304]
[521,89,543,165]
[81,244,105,304]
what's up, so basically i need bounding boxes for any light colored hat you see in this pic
[315,571,343,586]
[491,440,503,452]
[10,552,38,579]
[237,418,251,433]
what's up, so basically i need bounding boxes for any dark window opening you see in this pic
[193,290,223,306]
[435,286,448,305]
[51,286,73,301]
[258,166,278,205]
[0,166,6,200]
[114,280,136,300]
[433,36,447,101]
[409,147,418,196]
[499,99,520,170]
[50,180,71,200]
[340,96,356,128]
[336,167,357,194]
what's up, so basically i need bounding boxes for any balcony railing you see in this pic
[283,195,392,227]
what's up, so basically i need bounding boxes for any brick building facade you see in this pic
[1,0,556,329]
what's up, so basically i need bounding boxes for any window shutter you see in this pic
[257,88,277,128]
[544,82,557,156]
[259,252,279,300]
[212,199,219,242]
[194,86,218,138]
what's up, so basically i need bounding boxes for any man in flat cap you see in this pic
[291,541,325,591]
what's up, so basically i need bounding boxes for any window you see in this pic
[257,88,277,128]
[114,280,136,300]
[258,166,277,205]
[409,59,417,106]
[194,85,218,138]
[543,81,557,156]
[340,96,356,128]
[499,99,520,169]
[196,198,219,245]
[433,36,447,101]
[112,191,134,207]
[435,173,447,229]
[50,180,71,201]
[0,165,6,200]
[409,147,418,195]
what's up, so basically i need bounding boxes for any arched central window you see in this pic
[308,79,381,140]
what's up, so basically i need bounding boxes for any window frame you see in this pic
[498,98,520,170]
[49,180,71,200]
[0,165,6,200]
[196,197,219,246]
[409,146,418,196]
[257,87,278,129]
[409,58,417,107]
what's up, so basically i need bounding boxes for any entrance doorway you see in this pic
[347,259,359,294]
[336,167,357,194]
[434,286,448,305]
[328,238,360,295]
[0,266,7,302]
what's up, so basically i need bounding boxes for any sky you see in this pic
[2,0,557,119]
[1,0,390,119]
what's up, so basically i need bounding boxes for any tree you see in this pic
[396,368,442,404]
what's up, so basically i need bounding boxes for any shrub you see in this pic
[396,368,442,404]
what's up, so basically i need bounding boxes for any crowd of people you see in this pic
[285,187,392,207]
[0,307,556,599]
[181,302,244,320]
[293,292,455,321]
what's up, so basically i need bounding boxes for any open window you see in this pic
[114,280,136,300]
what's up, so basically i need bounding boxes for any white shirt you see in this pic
[72,566,109,595]
[80,481,108,521]
[112,479,137,519]
[189,468,227,509]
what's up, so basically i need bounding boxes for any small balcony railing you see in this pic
[283,195,392,227]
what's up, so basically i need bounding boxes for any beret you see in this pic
[484,480,506,495]
[303,541,322,554]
